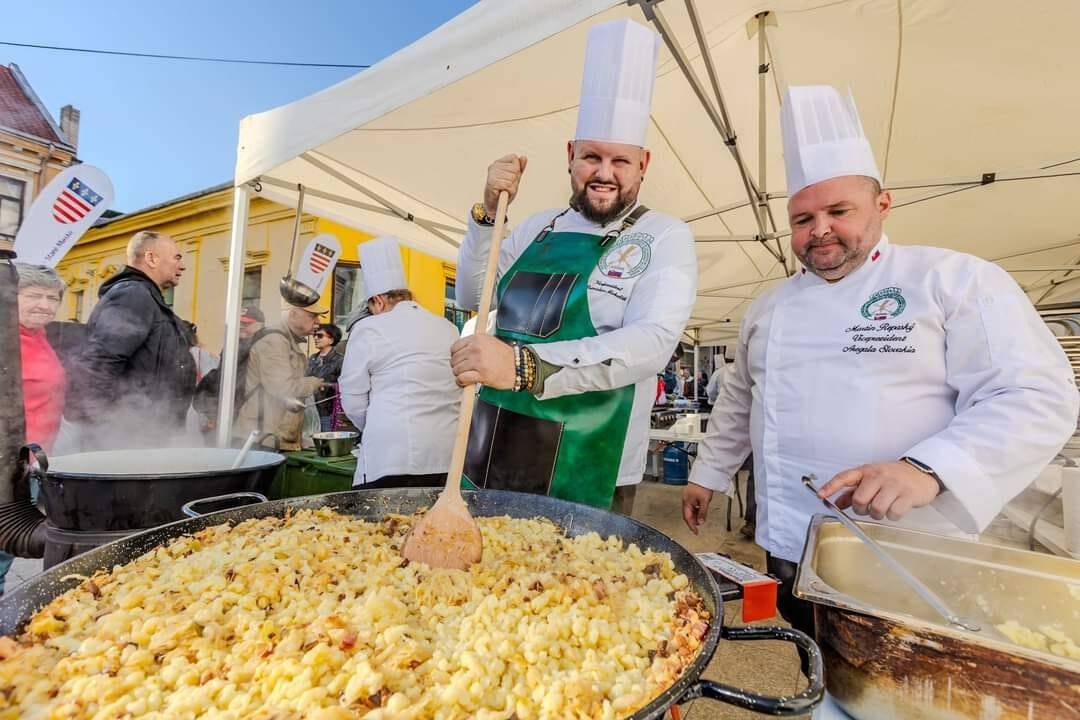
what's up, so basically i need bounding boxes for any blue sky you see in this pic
[3,0,475,212]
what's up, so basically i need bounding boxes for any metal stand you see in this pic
[0,240,25,504]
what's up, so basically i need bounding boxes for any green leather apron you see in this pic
[463,210,647,509]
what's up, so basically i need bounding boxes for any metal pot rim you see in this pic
[46,448,286,480]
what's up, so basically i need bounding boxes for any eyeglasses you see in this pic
[313,332,327,338]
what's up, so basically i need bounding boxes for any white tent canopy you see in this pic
[219,0,1080,441]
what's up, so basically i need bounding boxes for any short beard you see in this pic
[570,184,635,225]
[797,237,870,280]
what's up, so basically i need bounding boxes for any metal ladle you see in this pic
[230,430,261,470]
[802,474,983,633]
[278,185,321,307]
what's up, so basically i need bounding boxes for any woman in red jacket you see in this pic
[16,264,66,452]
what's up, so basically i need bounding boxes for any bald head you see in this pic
[127,231,185,290]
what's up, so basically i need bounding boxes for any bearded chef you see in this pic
[339,237,461,487]
[683,85,1079,642]
[451,19,697,513]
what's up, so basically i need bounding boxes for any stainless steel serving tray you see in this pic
[796,515,1079,719]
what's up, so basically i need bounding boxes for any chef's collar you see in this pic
[798,234,889,287]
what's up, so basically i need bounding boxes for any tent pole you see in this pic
[259,177,466,235]
[678,1,787,266]
[693,329,701,401]
[992,238,1080,262]
[699,272,786,295]
[755,12,790,273]
[695,233,780,243]
[756,12,769,233]
[299,153,460,246]
[216,185,251,448]
[684,198,754,223]
[1027,274,1080,301]
[641,5,775,250]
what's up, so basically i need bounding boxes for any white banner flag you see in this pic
[13,165,114,267]
[293,233,341,295]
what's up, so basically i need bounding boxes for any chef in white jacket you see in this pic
[683,85,1079,644]
[705,355,730,405]
[339,237,461,487]
[450,19,697,513]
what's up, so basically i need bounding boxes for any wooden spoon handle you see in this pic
[443,190,510,501]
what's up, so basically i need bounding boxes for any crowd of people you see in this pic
[8,233,303,454]
[14,228,464,483]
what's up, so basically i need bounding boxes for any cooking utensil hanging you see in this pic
[801,474,982,633]
[278,185,320,307]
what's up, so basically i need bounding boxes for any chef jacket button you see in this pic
[573,358,580,364]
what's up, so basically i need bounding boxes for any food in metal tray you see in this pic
[995,619,1080,659]
[0,508,710,719]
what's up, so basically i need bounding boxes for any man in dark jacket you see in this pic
[68,230,196,449]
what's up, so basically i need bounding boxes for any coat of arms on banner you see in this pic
[53,178,105,224]
[309,242,336,273]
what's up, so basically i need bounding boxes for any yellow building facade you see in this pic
[55,183,458,351]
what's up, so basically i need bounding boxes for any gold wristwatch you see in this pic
[471,202,495,226]
[900,456,947,495]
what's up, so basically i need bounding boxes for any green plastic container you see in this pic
[269,450,355,499]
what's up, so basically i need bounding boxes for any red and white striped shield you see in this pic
[309,242,335,273]
[52,177,104,224]
[294,234,342,295]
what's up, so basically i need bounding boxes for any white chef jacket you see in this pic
[690,235,1079,562]
[339,301,461,485]
[457,204,697,486]
[706,364,731,405]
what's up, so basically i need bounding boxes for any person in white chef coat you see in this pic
[683,85,1079,648]
[449,19,697,514]
[339,237,461,487]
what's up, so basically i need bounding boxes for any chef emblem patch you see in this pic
[598,232,652,279]
[860,287,906,320]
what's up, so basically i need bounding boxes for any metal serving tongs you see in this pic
[801,474,983,633]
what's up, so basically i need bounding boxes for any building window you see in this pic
[0,176,26,244]
[331,262,364,332]
[242,266,262,309]
[72,290,84,322]
[443,277,471,331]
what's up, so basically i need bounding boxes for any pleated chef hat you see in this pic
[781,85,881,196]
[574,19,661,147]
[360,236,407,301]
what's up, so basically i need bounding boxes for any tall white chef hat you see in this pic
[360,236,407,301]
[780,85,881,197]
[574,19,661,147]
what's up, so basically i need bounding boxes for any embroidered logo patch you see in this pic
[597,232,653,279]
[860,287,906,321]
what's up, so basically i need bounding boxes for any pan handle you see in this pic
[678,625,824,716]
[181,492,268,518]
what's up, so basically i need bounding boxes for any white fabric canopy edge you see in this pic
[235,0,618,186]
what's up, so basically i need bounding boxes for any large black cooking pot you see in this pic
[37,447,285,531]
[0,489,824,717]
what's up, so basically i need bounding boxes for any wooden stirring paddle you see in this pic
[401,191,510,570]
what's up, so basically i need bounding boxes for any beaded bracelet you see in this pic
[512,343,524,392]
[521,345,536,393]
